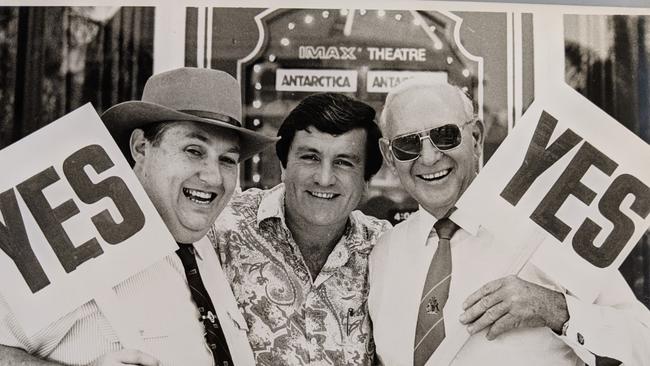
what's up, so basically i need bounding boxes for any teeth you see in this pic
[420,168,451,180]
[183,188,216,204]
[310,191,335,199]
[187,189,211,199]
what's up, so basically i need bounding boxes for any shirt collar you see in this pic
[342,211,375,254]
[256,183,288,228]
[417,205,477,246]
[256,183,372,256]
[320,213,375,273]
[178,236,210,261]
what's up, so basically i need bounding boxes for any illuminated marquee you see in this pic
[366,47,426,62]
[297,46,427,62]
[298,46,358,60]
[367,71,447,93]
[276,69,358,92]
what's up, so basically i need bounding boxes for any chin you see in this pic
[170,226,208,244]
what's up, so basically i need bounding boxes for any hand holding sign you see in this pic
[454,84,650,302]
[459,275,568,340]
[433,83,650,366]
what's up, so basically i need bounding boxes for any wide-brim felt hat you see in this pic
[101,67,278,163]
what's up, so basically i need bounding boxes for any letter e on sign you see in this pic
[63,144,145,245]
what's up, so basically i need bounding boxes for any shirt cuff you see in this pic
[552,293,596,364]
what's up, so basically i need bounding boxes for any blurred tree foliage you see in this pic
[0,7,154,149]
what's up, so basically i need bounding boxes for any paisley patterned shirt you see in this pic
[209,184,391,366]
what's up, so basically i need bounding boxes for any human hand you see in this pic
[89,349,160,366]
[459,275,568,340]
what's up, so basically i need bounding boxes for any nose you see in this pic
[417,138,443,165]
[314,161,336,186]
[197,161,223,186]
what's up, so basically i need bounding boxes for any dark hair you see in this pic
[122,121,172,167]
[275,93,383,181]
[141,121,172,147]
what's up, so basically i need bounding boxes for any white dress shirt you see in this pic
[0,236,254,366]
[368,209,650,366]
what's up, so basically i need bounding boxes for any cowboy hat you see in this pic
[101,67,277,163]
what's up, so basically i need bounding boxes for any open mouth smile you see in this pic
[307,191,339,200]
[417,168,452,181]
[183,188,217,204]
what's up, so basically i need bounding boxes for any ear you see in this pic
[469,119,485,166]
[129,129,148,165]
[379,137,397,173]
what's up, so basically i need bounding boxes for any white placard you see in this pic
[0,104,178,336]
[454,84,650,302]
[275,68,358,92]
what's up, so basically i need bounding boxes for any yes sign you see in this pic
[501,111,650,268]
[454,86,650,301]
[0,144,145,293]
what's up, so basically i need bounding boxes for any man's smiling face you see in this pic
[132,121,239,243]
[381,85,483,218]
[283,127,367,231]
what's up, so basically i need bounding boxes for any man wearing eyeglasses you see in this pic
[368,79,650,365]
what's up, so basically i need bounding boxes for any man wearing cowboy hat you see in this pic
[0,67,276,366]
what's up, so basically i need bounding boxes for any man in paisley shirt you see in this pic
[210,93,391,366]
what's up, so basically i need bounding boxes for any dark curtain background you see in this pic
[0,6,154,149]
[566,15,650,307]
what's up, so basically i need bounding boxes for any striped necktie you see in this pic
[176,244,234,366]
[413,218,459,366]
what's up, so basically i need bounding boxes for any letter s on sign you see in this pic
[63,144,145,245]
[573,174,650,268]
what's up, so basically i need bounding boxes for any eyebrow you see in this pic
[185,131,210,143]
[185,132,241,154]
[294,146,361,162]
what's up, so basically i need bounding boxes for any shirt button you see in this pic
[577,332,584,345]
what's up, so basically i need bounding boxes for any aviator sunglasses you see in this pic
[388,120,473,162]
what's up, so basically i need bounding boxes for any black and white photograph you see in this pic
[0,1,649,365]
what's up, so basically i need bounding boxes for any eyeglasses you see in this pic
[388,121,472,162]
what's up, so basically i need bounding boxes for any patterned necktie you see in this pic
[414,218,459,366]
[176,244,234,366]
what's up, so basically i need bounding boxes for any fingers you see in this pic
[459,275,565,341]
[465,301,510,336]
[92,349,160,366]
[459,292,502,325]
[462,277,504,310]
[486,313,520,340]
[116,349,159,366]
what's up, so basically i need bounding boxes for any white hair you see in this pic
[379,78,476,135]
